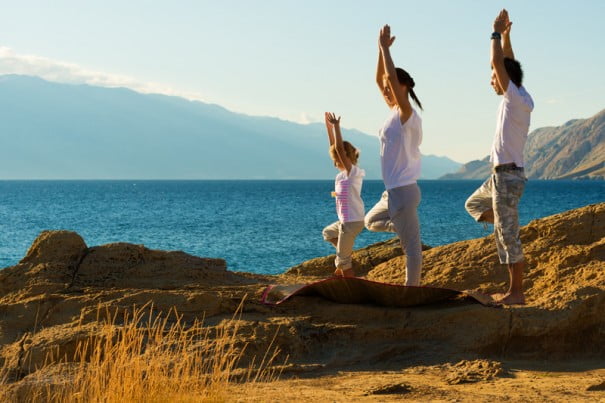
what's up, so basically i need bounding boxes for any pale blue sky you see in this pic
[0,0,603,162]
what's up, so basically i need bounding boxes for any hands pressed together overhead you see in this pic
[494,9,512,34]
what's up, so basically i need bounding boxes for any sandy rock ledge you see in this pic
[0,203,603,395]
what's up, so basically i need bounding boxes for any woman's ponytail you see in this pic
[395,67,423,110]
[409,88,423,111]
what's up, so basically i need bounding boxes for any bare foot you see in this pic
[333,268,355,277]
[492,292,526,306]
[342,268,355,277]
[479,208,495,224]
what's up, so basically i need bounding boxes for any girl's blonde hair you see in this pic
[329,141,359,165]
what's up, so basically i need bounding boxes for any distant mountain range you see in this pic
[0,75,460,180]
[440,108,605,180]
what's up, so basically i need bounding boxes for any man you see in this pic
[465,9,534,305]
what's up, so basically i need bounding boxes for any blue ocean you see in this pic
[1,180,603,274]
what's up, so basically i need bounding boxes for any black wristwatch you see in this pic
[491,32,502,40]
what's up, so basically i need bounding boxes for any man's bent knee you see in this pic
[464,198,479,220]
[466,198,492,223]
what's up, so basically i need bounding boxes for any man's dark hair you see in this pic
[504,57,523,87]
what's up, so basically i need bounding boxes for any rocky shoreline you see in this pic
[1,203,604,399]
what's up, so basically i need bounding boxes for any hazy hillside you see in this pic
[524,109,605,179]
[440,156,491,180]
[0,75,459,180]
[440,109,605,180]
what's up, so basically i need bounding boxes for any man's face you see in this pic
[491,67,503,95]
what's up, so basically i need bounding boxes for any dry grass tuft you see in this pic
[1,299,283,402]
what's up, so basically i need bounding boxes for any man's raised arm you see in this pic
[502,10,515,60]
[491,9,510,92]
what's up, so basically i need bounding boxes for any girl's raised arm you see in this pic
[324,111,335,146]
[326,112,352,174]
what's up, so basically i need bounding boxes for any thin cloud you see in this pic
[298,112,320,125]
[0,46,205,101]
[0,47,334,128]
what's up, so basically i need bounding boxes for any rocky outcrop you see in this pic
[0,231,87,298]
[75,242,232,289]
[440,109,605,180]
[0,232,262,381]
[1,203,604,391]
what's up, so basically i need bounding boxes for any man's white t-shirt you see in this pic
[379,107,422,190]
[334,165,365,223]
[490,80,534,167]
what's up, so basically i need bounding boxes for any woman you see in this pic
[365,24,423,286]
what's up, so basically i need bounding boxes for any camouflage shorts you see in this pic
[465,171,526,264]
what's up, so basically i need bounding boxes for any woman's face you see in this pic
[382,76,406,107]
[382,78,396,107]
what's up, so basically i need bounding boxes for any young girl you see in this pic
[322,112,365,277]
[365,24,424,286]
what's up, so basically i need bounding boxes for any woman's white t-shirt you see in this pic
[334,165,365,223]
[379,107,422,190]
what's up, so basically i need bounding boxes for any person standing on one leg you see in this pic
[322,112,366,277]
[465,9,534,305]
[369,24,423,286]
